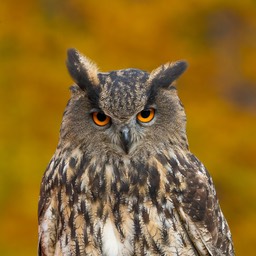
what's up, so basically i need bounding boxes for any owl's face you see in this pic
[60,49,188,157]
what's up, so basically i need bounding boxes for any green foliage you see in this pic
[0,0,256,254]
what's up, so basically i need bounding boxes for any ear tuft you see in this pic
[149,60,188,88]
[66,48,99,90]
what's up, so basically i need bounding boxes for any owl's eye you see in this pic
[92,112,111,126]
[137,108,155,123]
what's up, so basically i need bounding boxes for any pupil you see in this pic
[97,112,106,122]
[141,110,150,118]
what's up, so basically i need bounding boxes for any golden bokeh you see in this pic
[0,0,256,255]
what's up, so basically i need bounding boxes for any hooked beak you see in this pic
[120,126,131,154]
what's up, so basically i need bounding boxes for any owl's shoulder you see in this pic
[168,150,234,255]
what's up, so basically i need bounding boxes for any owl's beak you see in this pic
[120,126,131,154]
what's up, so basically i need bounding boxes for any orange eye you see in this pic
[137,108,155,123]
[92,112,111,126]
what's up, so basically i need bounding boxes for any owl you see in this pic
[38,49,234,256]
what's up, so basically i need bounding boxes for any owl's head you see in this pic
[60,49,188,157]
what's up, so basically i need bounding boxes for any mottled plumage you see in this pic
[38,49,234,255]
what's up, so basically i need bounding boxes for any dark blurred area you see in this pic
[0,0,255,255]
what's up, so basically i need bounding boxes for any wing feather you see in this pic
[172,152,234,255]
[38,157,60,255]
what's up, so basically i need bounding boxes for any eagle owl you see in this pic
[38,49,234,255]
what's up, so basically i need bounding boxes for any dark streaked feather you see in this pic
[66,48,100,107]
[150,61,188,88]
[147,61,187,106]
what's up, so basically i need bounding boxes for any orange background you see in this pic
[1,0,256,255]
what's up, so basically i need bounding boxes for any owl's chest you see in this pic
[57,189,194,256]
[56,159,195,255]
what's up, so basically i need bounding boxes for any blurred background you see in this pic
[0,0,256,255]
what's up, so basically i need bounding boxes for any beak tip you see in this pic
[120,127,131,154]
